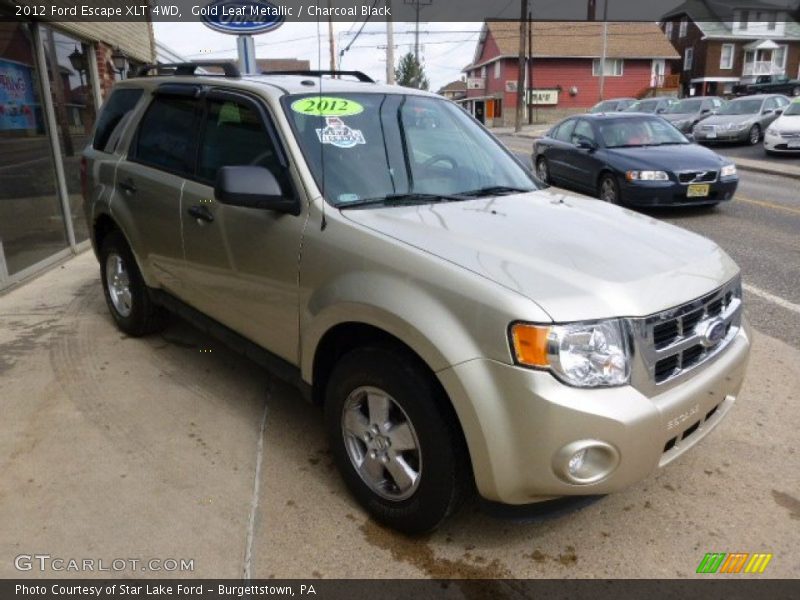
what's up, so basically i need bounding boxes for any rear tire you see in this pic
[792,85,800,97]
[325,344,471,534]
[536,156,550,184]
[99,230,167,337]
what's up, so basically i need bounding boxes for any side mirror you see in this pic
[685,133,696,143]
[776,108,784,115]
[575,136,597,150]
[701,108,711,114]
[215,166,299,215]
[762,108,774,115]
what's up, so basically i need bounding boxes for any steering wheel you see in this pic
[422,154,458,169]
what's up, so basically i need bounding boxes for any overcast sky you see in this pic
[153,21,481,91]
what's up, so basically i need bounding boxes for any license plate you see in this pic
[788,140,800,148]
[705,129,717,139]
[687,184,710,198]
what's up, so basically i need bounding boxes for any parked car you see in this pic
[733,74,800,97]
[588,98,636,113]
[661,96,726,133]
[623,97,677,114]
[533,113,738,207]
[764,99,800,154]
[693,94,790,145]
[83,63,750,534]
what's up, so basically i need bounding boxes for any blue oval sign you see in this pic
[199,0,284,35]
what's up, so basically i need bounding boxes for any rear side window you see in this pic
[93,88,143,151]
[134,95,199,175]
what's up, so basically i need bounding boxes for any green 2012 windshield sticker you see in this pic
[291,96,364,117]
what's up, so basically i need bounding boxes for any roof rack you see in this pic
[260,69,375,83]
[132,61,241,79]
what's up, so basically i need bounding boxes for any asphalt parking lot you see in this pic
[2,185,799,579]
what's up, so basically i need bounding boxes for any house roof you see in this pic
[437,80,467,93]
[256,58,311,72]
[464,21,679,71]
[663,0,800,40]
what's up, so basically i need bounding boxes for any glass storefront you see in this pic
[0,16,99,286]
[0,20,69,277]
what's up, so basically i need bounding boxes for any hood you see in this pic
[341,190,738,322]
[662,112,695,122]
[700,113,756,126]
[772,114,800,132]
[605,144,730,172]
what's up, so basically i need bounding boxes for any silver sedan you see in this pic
[693,94,790,145]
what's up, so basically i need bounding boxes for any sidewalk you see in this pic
[497,125,800,180]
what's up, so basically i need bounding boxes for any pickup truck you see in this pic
[733,74,800,97]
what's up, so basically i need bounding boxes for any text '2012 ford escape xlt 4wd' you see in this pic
[83,62,751,534]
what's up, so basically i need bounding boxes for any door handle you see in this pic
[187,204,214,223]
[119,178,137,194]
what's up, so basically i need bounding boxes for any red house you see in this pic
[462,21,680,126]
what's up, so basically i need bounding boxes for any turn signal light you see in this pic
[510,323,550,367]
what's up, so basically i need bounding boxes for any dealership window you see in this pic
[679,18,687,38]
[720,44,734,70]
[592,59,624,76]
[40,26,97,243]
[494,61,500,79]
[0,20,68,278]
[684,47,693,71]
[665,21,673,39]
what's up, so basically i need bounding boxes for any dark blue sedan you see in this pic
[532,113,739,207]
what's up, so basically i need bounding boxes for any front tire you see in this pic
[325,345,471,534]
[748,124,761,146]
[599,173,621,205]
[792,85,800,97]
[99,230,167,336]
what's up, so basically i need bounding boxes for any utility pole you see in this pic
[328,1,336,71]
[515,0,528,132]
[386,0,395,84]
[414,0,421,63]
[599,0,609,101]
[527,4,533,125]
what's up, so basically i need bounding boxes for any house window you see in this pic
[679,18,687,38]
[774,45,788,72]
[738,10,749,30]
[684,47,693,71]
[481,66,486,79]
[494,61,501,79]
[665,21,673,39]
[767,12,777,30]
[592,58,624,76]
[720,44,734,70]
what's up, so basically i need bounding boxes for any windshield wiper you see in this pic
[456,185,532,198]
[338,192,465,209]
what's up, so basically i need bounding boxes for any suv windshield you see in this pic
[718,99,763,115]
[598,116,690,148]
[665,99,704,114]
[282,93,535,207]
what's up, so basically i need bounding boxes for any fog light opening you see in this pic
[554,440,620,485]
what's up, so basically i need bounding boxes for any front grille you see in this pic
[779,132,800,139]
[678,170,718,184]
[631,277,742,387]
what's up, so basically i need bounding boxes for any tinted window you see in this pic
[135,95,199,175]
[572,120,595,144]
[198,98,280,182]
[554,119,576,142]
[93,88,143,151]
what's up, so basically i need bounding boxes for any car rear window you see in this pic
[92,88,143,152]
[133,95,199,175]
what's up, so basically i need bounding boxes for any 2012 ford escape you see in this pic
[83,63,751,534]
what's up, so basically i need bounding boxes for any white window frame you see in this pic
[773,45,788,72]
[592,58,624,77]
[738,10,749,30]
[684,47,693,71]
[480,65,486,79]
[665,21,673,39]
[494,61,501,79]
[679,18,688,38]
[720,44,734,70]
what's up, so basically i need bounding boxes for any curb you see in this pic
[734,161,800,180]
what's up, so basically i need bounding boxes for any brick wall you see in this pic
[94,42,119,99]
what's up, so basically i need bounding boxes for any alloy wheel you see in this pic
[341,386,422,501]
[105,253,132,318]
[536,158,549,183]
[749,125,761,145]
[600,176,618,203]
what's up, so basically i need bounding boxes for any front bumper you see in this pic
[437,322,751,505]
[763,134,800,153]
[694,127,751,143]
[620,178,738,207]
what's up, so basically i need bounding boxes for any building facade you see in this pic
[662,0,800,97]
[0,2,154,290]
[437,79,467,101]
[461,21,679,127]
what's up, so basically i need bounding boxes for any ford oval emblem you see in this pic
[199,0,284,35]
[698,318,727,348]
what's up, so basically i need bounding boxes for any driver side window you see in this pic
[197,98,280,183]
[571,120,596,145]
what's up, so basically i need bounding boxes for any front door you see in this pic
[474,101,485,124]
[180,90,304,363]
[651,59,665,87]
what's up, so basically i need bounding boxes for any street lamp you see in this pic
[111,47,129,79]
[68,45,86,89]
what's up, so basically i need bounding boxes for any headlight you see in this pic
[720,164,737,178]
[766,127,779,136]
[510,320,631,387]
[728,122,749,131]
[625,170,669,182]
